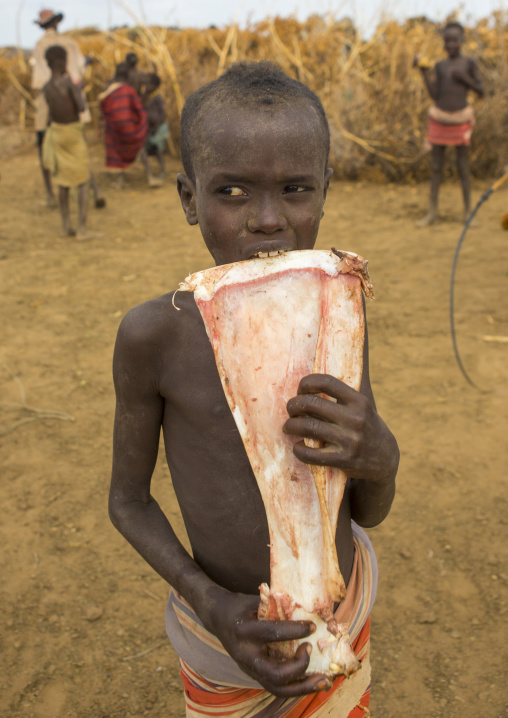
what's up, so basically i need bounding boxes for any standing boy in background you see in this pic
[42,46,100,240]
[31,9,106,209]
[109,62,398,717]
[415,21,484,226]
[140,73,170,186]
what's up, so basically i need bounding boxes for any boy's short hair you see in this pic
[45,44,67,68]
[443,21,464,35]
[126,52,138,67]
[115,62,130,82]
[180,61,330,182]
[147,72,161,90]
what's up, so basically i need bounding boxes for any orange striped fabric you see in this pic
[427,116,474,146]
[180,618,371,717]
[170,527,376,717]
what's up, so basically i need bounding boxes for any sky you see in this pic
[2,0,505,50]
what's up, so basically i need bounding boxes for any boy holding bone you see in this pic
[109,62,398,716]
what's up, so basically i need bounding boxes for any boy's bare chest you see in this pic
[440,57,470,84]
[161,299,245,425]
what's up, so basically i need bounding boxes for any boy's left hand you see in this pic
[283,373,397,486]
[451,69,470,85]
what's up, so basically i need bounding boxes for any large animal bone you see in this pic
[179,249,373,677]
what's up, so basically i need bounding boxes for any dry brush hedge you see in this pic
[2,12,508,181]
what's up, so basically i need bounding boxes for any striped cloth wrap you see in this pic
[165,522,378,717]
[426,105,475,147]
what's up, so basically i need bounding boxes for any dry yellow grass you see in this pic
[2,12,507,180]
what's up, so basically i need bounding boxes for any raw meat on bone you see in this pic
[179,249,373,677]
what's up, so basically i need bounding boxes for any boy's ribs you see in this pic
[179,249,373,678]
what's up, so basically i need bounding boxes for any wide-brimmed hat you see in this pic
[34,9,64,27]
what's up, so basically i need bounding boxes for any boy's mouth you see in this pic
[252,249,286,259]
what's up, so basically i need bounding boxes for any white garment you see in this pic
[31,28,86,89]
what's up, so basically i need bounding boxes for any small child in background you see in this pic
[42,45,100,240]
[140,73,170,186]
[125,52,148,96]
[415,21,484,226]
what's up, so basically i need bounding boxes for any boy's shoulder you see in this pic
[118,290,199,352]
[115,290,208,383]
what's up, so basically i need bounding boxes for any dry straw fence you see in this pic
[1,11,508,181]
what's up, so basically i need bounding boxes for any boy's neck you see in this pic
[51,70,65,79]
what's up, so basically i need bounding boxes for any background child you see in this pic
[109,61,398,716]
[98,62,148,188]
[140,72,170,186]
[42,45,99,240]
[415,21,484,226]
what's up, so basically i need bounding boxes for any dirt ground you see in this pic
[1,137,507,718]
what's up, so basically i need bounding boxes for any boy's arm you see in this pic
[453,59,484,97]
[415,58,439,101]
[110,306,332,697]
[67,78,85,114]
[284,313,398,528]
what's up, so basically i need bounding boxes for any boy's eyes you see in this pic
[218,184,310,196]
[220,187,247,196]
[284,185,307,193]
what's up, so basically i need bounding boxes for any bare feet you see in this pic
[416,212,437,227]
[39,196,58,208]
[62,226,76,237]
[75,229,103,242]
[95,197,107,209]
[148,176,164,188]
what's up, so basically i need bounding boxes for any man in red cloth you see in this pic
[98,62,148,186]
[415,22,484,226]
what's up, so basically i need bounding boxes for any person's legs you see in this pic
[89,171,106,209]
[58,186,74,236]
[417,144,446,226]
[75,182,103,241]
[456,145,471,222]
[77,182,88,235]
[141,147,151,178]
[156,147,166,179]
[113,171,125,189]
[142,146,163,187]
[37,132,57,207]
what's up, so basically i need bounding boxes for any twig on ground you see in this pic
[123,639,167,661]
[1,364,76,436]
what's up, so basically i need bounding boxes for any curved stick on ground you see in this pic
[449,171,508,391]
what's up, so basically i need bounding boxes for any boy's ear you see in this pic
[324,168,334,197]
[321,168,334,218]
[177,173,198,226]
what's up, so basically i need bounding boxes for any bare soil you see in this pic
[1,138,507,718]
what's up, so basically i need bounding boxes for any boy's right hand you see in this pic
[203,588,331,697]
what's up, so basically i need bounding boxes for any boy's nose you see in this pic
[247,202,288,234]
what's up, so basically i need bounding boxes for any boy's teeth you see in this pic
[255,250,283,258]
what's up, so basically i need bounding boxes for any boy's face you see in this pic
[177,105,333,266]
[444,27,463,57]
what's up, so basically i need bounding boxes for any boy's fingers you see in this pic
[252,645,331,696]
[297,374,359,403]
[283,415,343,444]
[292,441,347,468]
[236,618,316,643]
[286,393,342,422]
